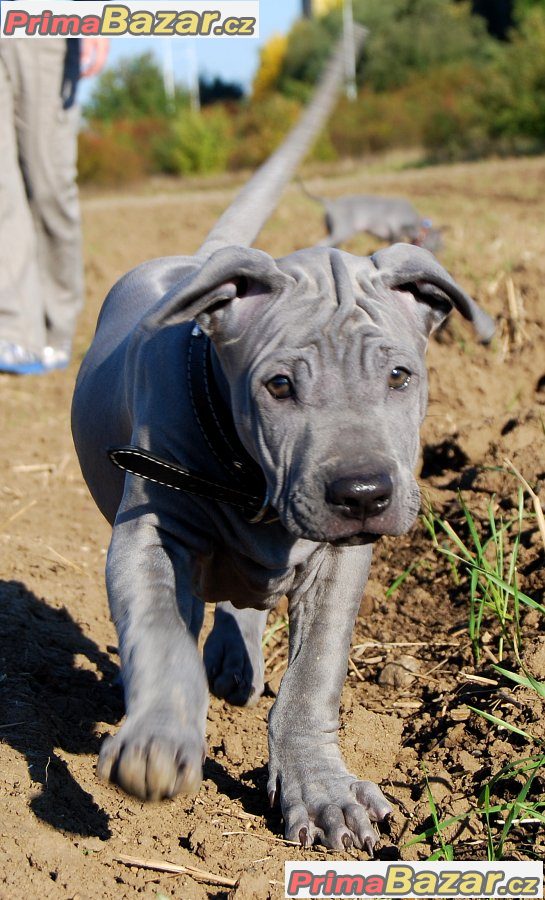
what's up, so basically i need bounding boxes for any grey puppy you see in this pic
[72,43,494,853]
[302,183,443,253]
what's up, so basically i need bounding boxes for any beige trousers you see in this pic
[0,40,83,352]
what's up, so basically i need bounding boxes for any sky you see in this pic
[79,1,302,103]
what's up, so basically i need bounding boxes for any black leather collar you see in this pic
[108,324,275,525]
[187,324,265,491]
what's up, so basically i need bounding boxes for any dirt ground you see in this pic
[1,153,544,899]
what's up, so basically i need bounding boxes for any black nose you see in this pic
[327,473,393,520]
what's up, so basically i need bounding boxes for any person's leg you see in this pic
[16,40,83,363]
[0,42,46,365]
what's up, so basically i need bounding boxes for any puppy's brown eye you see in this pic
[388,366,411,390]
[266,375,294,399]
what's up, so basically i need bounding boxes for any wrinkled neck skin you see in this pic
[201,248,430,603]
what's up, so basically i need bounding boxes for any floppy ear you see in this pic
[149,246,292,335]
[371,243,495,343]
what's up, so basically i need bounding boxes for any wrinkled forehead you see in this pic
[274,247,421,345]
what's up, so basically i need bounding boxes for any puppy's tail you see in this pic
[295,174,325,208]
[197,26,367,259]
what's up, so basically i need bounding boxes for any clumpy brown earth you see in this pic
[1,153,544,899]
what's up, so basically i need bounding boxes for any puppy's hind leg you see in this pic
[204,603,268,707]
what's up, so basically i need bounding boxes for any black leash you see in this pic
[108,325,275,525]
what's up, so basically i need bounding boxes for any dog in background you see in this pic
[299,179,443,253]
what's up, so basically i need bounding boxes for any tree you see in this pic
[84,52,188,121]
[357,0,492,91]
[198,75,244,106]
[483,6,545,142]
[279,16,336,98]
[276,0,493,95]
[470,0,513,39]
[252,34,288,99]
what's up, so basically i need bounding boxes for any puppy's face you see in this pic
[159,243,493,544]
[215,259,425,542]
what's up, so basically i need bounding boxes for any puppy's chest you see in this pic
[194,546,294,610]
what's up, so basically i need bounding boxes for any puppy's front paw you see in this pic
[98,715,205,801]
[269,756,392,852]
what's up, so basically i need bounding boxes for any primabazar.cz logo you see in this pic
[284,861,544,899]
[0,1,259,38]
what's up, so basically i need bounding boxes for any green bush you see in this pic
[78,124,146,186]
[78,117,176,185]
[328,86,422,156]
[154,107,234,175]
[414,64,490,161]
[228,94,301,169]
